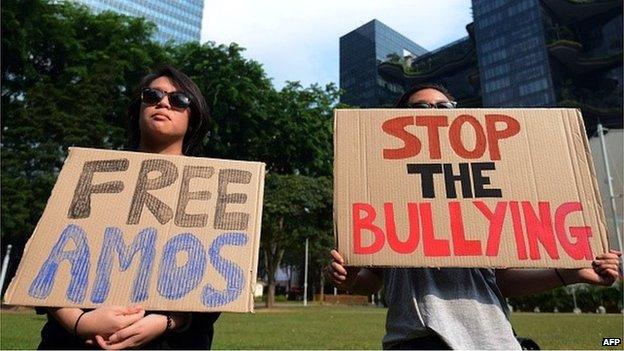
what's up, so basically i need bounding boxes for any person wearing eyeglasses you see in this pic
[329,83,622,350]
[38,66,220,350]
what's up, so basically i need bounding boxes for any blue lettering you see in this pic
[157,233,206,299]
[202,232,248,307]
[28,224,90,303]
[90,227,156,303]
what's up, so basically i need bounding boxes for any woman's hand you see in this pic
[95,312,192,349]
[77,305,145,339]
[328,249,383,294]
[569,250,621,286]
[94,313,172,349]
[329,249,359,289]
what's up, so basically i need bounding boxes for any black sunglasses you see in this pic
[404,101,457,109]
[141,88,191,109]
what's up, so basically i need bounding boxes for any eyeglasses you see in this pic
[404,101,457,109]
[141,88,191,109]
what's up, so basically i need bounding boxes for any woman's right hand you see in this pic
[329,249,360,289]
[77,305,145,339]
[329,249,384,294]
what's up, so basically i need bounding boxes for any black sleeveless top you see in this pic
[37,309,220,350]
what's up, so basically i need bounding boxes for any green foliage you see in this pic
[1,0,167,254]
[169,42,275,162]
[1,0,341,308]
[261,174,333,305]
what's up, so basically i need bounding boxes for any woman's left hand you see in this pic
[94,313,167,349]
[573,250,621,286]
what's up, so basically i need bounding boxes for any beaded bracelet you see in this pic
[165,313,174,333]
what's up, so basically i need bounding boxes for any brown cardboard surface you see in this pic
[4,148,265,312]
[334,109,609,268]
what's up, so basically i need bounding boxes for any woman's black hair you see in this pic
[128,66,210,156]
[394,83,455,108]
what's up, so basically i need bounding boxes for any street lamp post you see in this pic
[303,237,309,307]
[0,244,12,299]
[596,123,623,254]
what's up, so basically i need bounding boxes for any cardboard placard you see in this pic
[334,109,609,268]
[5,148,265,312]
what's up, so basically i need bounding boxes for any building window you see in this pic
[518,78,549,96]
[485,76,511,93]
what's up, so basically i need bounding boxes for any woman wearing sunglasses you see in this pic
[329,83,621,350]
[39,66,219,350]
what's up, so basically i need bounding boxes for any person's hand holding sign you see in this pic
[48,305,144,345]
[80,305,145,339]
[329,249,382,295]
[94,312,190,349]
[576,250,622,286]
[329,249,359,289]
[497,251,622,297]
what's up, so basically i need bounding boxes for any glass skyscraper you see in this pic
[71,0,204,43]
[341,1,622,129]
[339,20,427,107]
[473,0,556,107]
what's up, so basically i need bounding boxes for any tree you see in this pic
[263,81,341,176]
[169,41,275,162]
[1,0,168,271]
[261,174,332,307]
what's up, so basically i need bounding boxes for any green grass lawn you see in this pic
[0,312,47,350]
[1,306,622,349]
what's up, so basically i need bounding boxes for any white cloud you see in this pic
[201,0,473,89]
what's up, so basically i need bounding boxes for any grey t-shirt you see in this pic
[382,268,521,350]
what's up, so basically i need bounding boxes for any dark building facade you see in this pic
[473,0,557,107]
[378,34,483,107]
[339,19,427,107]
[341,0,622,133]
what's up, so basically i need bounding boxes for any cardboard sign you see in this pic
[334,109,609,268]
[5,148,265,312]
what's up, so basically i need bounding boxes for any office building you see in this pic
[342,0,622,131]
[72,0,204,43]
[339,19,427,107]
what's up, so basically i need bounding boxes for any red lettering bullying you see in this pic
[350,201,593,261]
[555,202,593,260]
[385,203,421,254]
[449,202,482,256]
[420,203,450,256]
[509,201,528,260]
[474,201,507,256]
[523,201,560,260]
[352,203,385,254]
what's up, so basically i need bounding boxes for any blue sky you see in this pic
[201,1,473,89]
